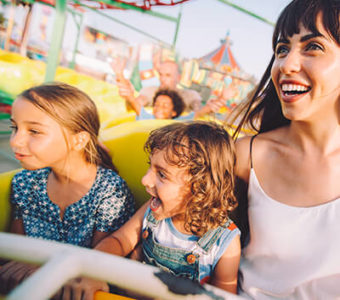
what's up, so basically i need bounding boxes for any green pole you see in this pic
[68,9,83,69]
[172,5,182,49]
[44,0,67,82]
[217,0,275,26]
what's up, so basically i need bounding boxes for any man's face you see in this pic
[158,62,180,89]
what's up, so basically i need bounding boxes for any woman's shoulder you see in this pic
[235,136,253,182]
[235,128,288,181]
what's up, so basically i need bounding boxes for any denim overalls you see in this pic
[142,209,234,283]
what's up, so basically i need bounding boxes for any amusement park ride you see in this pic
[0,1,271,299]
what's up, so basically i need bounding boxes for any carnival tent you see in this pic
[198,33,240,74]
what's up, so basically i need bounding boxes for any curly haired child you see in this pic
[96,121,241,294]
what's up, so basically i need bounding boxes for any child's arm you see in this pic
[211,234,241,294]
[0,219,36,294]
[10,218,25,235]
[95,201,149,256]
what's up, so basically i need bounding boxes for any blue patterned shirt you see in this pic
[11,166,135,248]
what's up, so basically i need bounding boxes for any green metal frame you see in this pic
[43,0,183,82]
[44,0,67,82]
[68,7,83,69]
[217,0,275,26]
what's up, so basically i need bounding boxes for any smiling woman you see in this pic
[230,0,340,299]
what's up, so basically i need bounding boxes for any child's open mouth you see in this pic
[150,196,161,211]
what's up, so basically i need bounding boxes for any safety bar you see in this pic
[0,233,245,300]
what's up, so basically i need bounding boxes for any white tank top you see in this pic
[239,168,340,299]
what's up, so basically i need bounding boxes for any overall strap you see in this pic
[249,134,258,169]
[145,207,159,226]
[197,219,232,253]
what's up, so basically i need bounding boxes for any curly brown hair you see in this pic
[144,121,237,237]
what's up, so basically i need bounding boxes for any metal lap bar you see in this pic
[0,233,245,300]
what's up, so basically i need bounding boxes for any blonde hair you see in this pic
[19,82,116,171]
[144,121,237,237]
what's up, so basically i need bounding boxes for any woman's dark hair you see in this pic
[152,88,185,118]
[19,82,117,172]
[231,0,340,138]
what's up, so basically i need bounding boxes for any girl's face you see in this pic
[142,149,190,220]
[10,97,73,170]
[153,95,176,119]
[271,13,340,121]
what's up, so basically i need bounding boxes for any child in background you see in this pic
[0,82,135,294]
[135,88,186,120]
[96,121,241,295]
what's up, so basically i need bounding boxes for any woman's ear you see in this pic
[72,131,90,151]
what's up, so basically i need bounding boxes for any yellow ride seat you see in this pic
[0,169,19,232]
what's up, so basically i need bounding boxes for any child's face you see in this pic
[142,149,190,220]
[153,95,176,119]
[10,97,73,170]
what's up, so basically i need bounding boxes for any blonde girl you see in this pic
[0,82,134,294]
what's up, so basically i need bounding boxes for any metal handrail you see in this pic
[0,233,245,300]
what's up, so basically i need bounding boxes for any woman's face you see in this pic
[271,13,340,121]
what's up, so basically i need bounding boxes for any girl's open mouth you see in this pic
[150,196,161,211]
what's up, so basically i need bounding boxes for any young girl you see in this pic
[0,82,135,294]
[96,121,241,294]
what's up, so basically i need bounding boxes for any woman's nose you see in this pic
[280,50,301,74]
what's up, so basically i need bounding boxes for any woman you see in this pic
[232,0,340,298]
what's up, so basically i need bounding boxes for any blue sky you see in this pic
[84,0,292,79]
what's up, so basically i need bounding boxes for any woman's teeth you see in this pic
[281,83,311,95]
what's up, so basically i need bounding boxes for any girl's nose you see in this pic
[10,129,25,149]
[141,168,154,188]
[280,50,301,74]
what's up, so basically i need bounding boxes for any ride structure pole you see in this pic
[44,0,67,82]
[172,5,182,49]
[68,9,83,70]
[217,0,275,26]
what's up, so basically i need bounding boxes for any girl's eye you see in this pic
[9,125,17,133]
[275,44,289,56]
[29,129,40,135]
[158,171,167,180]
[305,42,323,51]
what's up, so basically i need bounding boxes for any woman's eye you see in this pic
[275,44,289,56]
[306,42,323,51]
